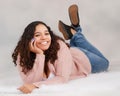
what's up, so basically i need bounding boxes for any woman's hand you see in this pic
[18,84,37,94]
[29,38,43,54]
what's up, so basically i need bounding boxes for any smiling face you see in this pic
[33,24,51,51]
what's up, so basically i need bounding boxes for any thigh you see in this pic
[79,48,109,73]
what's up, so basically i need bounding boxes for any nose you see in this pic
[41,34,46,39]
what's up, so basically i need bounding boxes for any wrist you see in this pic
[37,50,44,54]
[37,51,44,55]
[32,84,37,88]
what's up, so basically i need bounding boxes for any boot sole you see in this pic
[59,21,69,40]
[69,4,79,25]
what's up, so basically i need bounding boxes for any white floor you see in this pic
[0,61,120,96]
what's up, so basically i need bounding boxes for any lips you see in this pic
[40,41,49,45]
[37,41,51,50]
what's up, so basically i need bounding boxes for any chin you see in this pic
[41,46,50,51]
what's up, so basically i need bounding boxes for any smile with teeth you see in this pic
[40,41,48,45]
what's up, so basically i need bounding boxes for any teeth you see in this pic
[41,41,47,45]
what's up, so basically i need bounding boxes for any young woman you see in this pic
[12,4,109,94]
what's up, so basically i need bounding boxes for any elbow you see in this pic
[60,76,69,83]
[22,78,32,84]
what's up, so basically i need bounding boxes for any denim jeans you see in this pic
[70,26,109,73]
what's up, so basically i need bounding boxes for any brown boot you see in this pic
[58,20,73,40]
[68,4,80,27]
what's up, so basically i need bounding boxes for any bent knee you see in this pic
[91,59,109,73]
[104,59,109,70]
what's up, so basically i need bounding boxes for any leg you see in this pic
[70,26,105,58]
[59,4,109,73]
[70,26,109,73]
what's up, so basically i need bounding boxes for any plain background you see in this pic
[0,0,120,86]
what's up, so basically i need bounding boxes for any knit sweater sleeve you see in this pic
[33,40,73,87]
[16,54,45,83]
[54,40,73,80]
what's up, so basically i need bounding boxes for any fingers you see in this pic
[30,38,36,52]
[18,85,32,94]
[32,38,36,47]
[30,38,35,49]
[29,38,43,54]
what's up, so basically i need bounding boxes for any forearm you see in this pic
[17,54,45,83]
[33,75,69,88]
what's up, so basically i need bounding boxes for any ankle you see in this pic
[71,28,76,35]
[72,24,80,28]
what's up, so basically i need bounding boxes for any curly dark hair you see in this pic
[12,21,66,76]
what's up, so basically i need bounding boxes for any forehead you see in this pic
[35,24,48,31]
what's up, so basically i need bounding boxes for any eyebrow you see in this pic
[34,32,40,34]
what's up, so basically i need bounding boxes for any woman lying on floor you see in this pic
[12,4,109,94]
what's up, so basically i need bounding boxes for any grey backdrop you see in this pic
[0,0,120,83]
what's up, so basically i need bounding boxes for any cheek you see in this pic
[34,37,39,41]
[49,36,52,41]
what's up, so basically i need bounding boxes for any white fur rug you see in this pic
[0,61,120,96]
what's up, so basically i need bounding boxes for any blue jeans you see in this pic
[70,26,109,73]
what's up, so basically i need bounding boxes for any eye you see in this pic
[45,32,50,35]
[34,34,40,37]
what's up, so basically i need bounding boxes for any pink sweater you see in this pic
[17,40,91,87]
